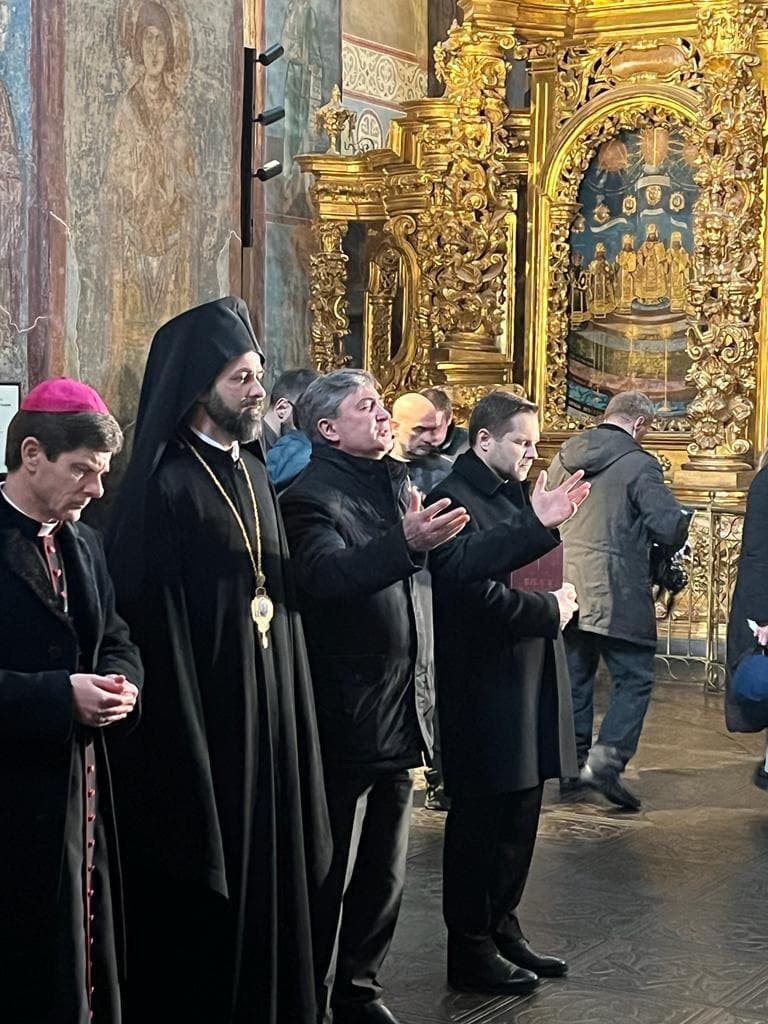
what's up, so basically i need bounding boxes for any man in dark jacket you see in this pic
[280,369,470,1024]
[0,378,141,1024]
[549,391,691,810]
[429,391,587,996]
[421,387,470,458]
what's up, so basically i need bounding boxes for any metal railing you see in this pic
[655,498,745,692]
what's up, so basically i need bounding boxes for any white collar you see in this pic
[0,484,61,536]
[189,427,240,462]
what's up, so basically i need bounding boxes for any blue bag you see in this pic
[732,646,768,707]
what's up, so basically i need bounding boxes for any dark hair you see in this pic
[420,387,452,416]
[468,392,538,447]
[5,411,124,472]
[270,368,321,406]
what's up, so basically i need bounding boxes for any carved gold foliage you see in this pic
[552,39,700,128]
[420,18,516,349]
[685,1,766,459]
[309,219,351,374]
[366,242,401,383]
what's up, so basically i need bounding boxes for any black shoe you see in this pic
[447,952,539,995]
[494,936,568,978]
[331,1000,400,1024]
[424,784,452,812]
[579,762,641,811]
[559,777,584,797]
[754,763,768,791]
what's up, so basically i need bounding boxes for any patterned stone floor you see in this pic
[381,674,768,1024]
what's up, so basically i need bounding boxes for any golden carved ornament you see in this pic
[419,18,516,351]
[551,40,700,129]
[308,218,351,374]
[314,85,357,156]
[685,2,766,460]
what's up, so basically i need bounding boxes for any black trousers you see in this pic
[314,769,413,1021]
[443,784,544,959]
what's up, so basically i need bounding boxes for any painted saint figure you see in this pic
[104,0,197,419]
[569,251,590,326]
[636,223,667,305]
[587,243,616,319]
[667,232,691,313]
[615,235,638,313]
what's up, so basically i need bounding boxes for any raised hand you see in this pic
[403,488,470,553]
[531,469,590,529]
[70,673,139,728]
[552,582,578,630]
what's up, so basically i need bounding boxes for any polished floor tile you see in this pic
[381,678,768,1023]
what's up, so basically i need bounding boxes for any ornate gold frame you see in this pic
[297,0,768,489]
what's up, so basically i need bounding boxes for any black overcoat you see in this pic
[428,451,578,797]
[280,445,433,773]
[0,499,143,1020]
[726,465,768,731]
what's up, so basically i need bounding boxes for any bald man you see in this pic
[391,393,454,495]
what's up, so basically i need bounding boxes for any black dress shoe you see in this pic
[494,936,568,978]
[754,763,768,791]
[448,952,539,994]
[331,1000,400,1024]
[580,763,641,811]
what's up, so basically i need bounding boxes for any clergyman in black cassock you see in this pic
[107,297,331,1024]
[0,378,142,1024]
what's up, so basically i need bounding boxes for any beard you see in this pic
[204,388,263,444]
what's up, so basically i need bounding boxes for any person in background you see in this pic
[548,391,691,810]
[261,367,320,452]
[429,391,587,996]
[266,368,320,491]
[107,297,330,1024]
[726,449,768,790]
[281,369,469,1024]
[391,392,454,496]
[0,378,141,1024]
[390,391,454,810]
[420,387,469,459]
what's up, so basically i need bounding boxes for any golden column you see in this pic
[676,0,767,489]
[308,213,350,374]
[424,9,516,362]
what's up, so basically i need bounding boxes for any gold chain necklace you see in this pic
[182,438,274,648]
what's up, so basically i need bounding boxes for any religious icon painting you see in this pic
[564,126,697,427]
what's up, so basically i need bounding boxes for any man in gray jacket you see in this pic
[548,391,690,810]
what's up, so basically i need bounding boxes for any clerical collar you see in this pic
[0,483,61,536]
[188,426,240,462]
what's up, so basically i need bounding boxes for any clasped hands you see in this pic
[70,673,139,729]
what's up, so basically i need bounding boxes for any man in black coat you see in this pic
[0,378,141,1024]
[107,298,331,1024]
[280,369,471,1024]
[548,391,691,810]
[429,391,587,995]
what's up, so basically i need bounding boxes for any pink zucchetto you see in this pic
[21,378,110,415]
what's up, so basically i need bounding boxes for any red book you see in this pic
[509,544,563,592]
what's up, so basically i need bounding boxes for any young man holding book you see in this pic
[428,391,589,996]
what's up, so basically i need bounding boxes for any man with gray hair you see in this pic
[280,368,470,1024]
[548,391,691,809]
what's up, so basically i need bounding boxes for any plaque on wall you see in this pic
[0,383,20,474]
